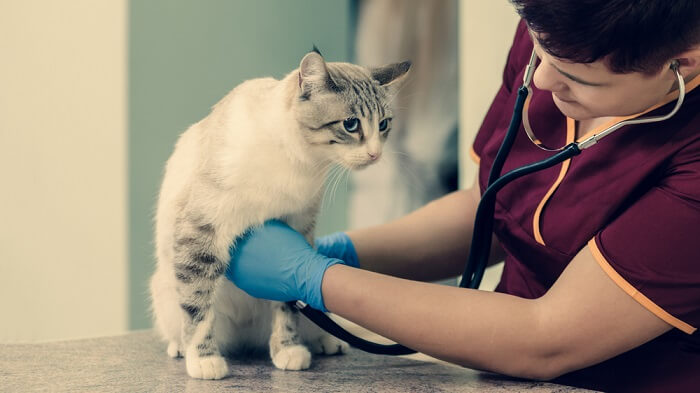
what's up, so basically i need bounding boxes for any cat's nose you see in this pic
[368,152,380,161]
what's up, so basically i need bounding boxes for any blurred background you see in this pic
[0,0,519,343]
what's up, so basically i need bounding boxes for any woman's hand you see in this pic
[314,232,360,268]
[226,220,343,311]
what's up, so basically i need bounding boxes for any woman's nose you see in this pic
[532,60,567,93]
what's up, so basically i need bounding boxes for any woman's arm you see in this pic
[321,244,672,380]
[228,217,671,379]
[347,179,505,282]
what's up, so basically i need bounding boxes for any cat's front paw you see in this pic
[308,334,349,355]
[167,341,183,358]
[186,354,229,380]
[271,345,312,371]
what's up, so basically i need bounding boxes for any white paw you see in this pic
[167,341,183,358]
[186,354,229,380]
[308,335,349,355]
[271,345,312,371]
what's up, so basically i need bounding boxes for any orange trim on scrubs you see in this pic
[588,238,697,335]
[532,118,575,245]
[533,73,700,245]
[469,146,481,164]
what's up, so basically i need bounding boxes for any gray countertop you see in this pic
[0,330,595,392]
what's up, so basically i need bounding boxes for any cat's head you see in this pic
[291,49,410,170]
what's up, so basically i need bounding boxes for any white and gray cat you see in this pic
[149,49,410,379]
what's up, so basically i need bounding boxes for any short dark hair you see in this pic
[510,0,700,74]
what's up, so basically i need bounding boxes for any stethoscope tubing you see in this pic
[294,300,417,355]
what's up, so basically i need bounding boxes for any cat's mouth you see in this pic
[348,160,377,170]
[336,154,382,171]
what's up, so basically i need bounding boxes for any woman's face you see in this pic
[529,31,679,121]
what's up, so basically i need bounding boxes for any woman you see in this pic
[227,1,700,391]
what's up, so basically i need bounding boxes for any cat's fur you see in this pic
[149,50,410,379]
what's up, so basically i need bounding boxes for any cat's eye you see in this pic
[379,118,391,132]
[343,118,360,133]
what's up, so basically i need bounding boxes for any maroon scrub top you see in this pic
[471,20,700,393]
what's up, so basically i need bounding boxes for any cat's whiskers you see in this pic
[333,166,350,202]
[329,165,350,208]
[319,164,342,211]
[332,166,349,205]
[342,166,351,199]
[314,162,334,195]
[311,159,341,181]
[330,166,348,208]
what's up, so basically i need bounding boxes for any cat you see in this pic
[149,48,410,380]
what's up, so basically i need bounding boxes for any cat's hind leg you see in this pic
[269,302,312,370]
[173,221,229,380]
[150,265,184,358]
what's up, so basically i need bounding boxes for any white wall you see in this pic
[459,2,520,188]
[0,1,128,342]
[459,2,520,289]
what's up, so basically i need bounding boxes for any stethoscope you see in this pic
[293,49,688,356]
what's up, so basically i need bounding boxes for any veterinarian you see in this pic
[227,1,700,391]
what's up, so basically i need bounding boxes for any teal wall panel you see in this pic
[129,0,351,329]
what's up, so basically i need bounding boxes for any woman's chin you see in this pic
[552,96,592,120]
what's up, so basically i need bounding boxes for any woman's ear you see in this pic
[674,45,700,78]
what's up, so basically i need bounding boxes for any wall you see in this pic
[459,2,520,188]
[128,0,352,329]
[0,1,128,342]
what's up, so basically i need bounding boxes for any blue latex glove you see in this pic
[314,232,360,269]
[226,220,342,312]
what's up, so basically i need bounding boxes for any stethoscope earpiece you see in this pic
[671,59,681,71]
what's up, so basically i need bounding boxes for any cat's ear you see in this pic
[298,51,337,98]
[371,61,412,94]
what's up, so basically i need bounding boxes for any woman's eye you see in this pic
[343,118,359,132]
[379,118,390,131]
